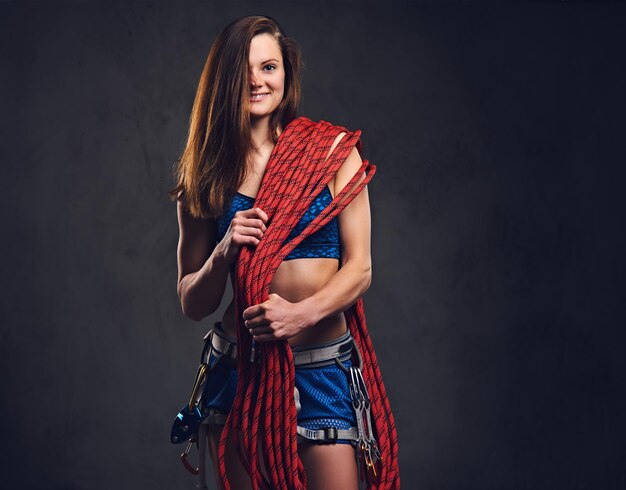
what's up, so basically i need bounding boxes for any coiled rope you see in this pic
[217,116,400,489]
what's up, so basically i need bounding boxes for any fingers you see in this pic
[230,210,268,247]
[242,304,263,321]
[244,318,268,330]
[245,319,274,340]
[248,325,273,336]
[234,217,267,233]
[238,207,268,225]
[249,328,279,342]
[231,220,265,247]
[251,333,275,343]
[220,207,269,264]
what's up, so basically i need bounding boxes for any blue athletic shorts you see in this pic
[201,330,357,445]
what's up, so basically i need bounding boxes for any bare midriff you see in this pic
[218,132,350,348]
[219,257,348,347]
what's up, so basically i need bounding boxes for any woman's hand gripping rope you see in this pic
[215,206,269,266]
[242,292,314,342]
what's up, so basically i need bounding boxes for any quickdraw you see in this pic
[335,341,383,485]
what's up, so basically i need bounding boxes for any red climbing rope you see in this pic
[216,116,401,489]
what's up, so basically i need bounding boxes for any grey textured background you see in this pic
[1,1,625,489]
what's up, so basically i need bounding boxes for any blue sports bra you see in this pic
[215,186,340,263]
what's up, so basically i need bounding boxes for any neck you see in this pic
[249,115,273,151]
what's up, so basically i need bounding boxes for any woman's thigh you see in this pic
[297,441,359,490]
[207,424,268,490]
[207,424,358,489]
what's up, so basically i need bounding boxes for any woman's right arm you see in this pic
[176,199,230,321]
[176,198,269,321]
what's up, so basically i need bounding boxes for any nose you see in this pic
[249,68,262,88]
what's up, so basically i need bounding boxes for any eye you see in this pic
[263,64,277,71]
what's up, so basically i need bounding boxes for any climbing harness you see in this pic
[170,327,235,482]
[176,322,385,488]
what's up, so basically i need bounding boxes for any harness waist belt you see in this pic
[291,329,353,367]
[205,322,353,367]
[204,324,238,362]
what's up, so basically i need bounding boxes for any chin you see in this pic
[250,105,279,118]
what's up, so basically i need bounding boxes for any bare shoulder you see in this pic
[324,132,347,198]
[325,132,347,160]
[333,143,366,200]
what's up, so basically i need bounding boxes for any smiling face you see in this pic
[247,33,285,120]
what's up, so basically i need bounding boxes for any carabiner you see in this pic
[180,438,199,475]
[188,363,208,410]
[355,366,370,405]
[364,445,377,479]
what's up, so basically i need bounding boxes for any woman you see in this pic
[169,15,399,490]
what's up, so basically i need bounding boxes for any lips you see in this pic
[250,92,269,101]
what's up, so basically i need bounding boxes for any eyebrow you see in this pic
[261,59,280,64]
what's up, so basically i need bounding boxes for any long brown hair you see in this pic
[167,15,303,218]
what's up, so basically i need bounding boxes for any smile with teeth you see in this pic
[250,92,269,101]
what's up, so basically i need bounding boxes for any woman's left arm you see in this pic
[297,145,372,326]
[243,147,372,342]
[243,145,372,341]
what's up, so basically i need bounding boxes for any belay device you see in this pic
[170,329,232,480]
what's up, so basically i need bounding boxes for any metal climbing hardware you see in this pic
[355,363,383,468]
[351,366,369,482]
[189,363,208,410]
[170,361,209,447]
[340,348,382,485]
[181,438,200,475]
[332,341,382,485]
[170,326,236,481]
